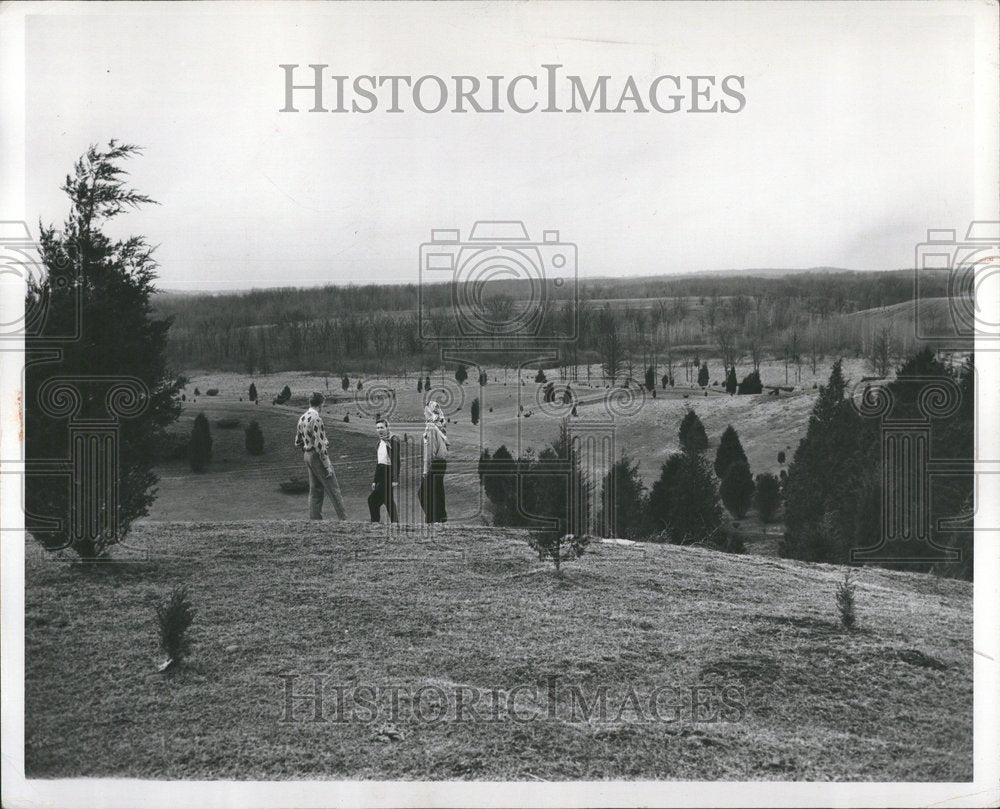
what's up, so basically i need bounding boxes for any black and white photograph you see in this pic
[1,1,998,807]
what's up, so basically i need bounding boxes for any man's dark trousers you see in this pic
[368,463,398,522]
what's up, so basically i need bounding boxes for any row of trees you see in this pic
[781,351,974,579]
[477,410,779,549]
[155,269,957,380]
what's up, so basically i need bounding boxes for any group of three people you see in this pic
[293,392,449,524]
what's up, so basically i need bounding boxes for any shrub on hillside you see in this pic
[244,420,264,455]
[206,388,219,396]
[193,387,201,396]
[188,414,212,472]
[754,473,781,522]
[535,368,547,383]
[528,530,589,574]
[648,450,721,543]
[720,461,755,518]
[714,425,748,479]
[216,417,240,429]
[678,409,709,454]
[836,569,857,629]
[156,586,196,669]
[737,371,763,395]
[599,452,651,539]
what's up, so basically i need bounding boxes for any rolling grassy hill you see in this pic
[25,521,972,780]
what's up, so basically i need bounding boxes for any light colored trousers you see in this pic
[303,450,347,520]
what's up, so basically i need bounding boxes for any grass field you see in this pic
[25,521,972,780]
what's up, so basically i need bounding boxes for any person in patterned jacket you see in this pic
[294,392,348,521]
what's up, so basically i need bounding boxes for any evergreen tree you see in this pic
[661,373,668,389]
[188,413,213,472]
[781,359,872,564]
[471,397,480,426]
[479,444,519,525]
[424,375,431,391]
[535,368,547,384]
[244,420,264,456]
[725,366,738,395]
[455,364,468,384]
[417,377,423,393]
[720,461,755,518]
[25,142,181,559]
[341,375,349,391]
[644,366,655,391]
[248,382,257,402]
[737,370,763,394]
[678,408,709,454]
[647,450,721,543]
[697,362,709,387]
[529,424,591,537]
[714,425,748,478]
[600,452,650,539]
[754,473,781,523]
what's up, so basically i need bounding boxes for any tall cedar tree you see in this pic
[725,366,738,395]
[697,362,709,387]
[720,461,755,518]
[644,366,656,391]
[781,359,878,564]
[341,375,349,391]
[26,142,180,558]
[471,397,480,426]
[535,368,547,383]
[248,382,257,402]
[678,409,709,454]
[714,425,749,479]
[754,473,781,523]
[189,413,213,472]
[455,364,468,384]
[600,452,650,539]
[647,450,721,543]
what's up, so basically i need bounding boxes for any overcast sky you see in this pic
[18,1,995,289]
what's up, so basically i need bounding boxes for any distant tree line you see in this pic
[154,270,954,376]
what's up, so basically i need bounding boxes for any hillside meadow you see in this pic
[151,358,869,531]
[24,521,972,780]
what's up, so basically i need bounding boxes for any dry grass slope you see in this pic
[25,521,971,781]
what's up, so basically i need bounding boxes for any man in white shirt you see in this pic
[368,418,400,522]
[294,392,348,520]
